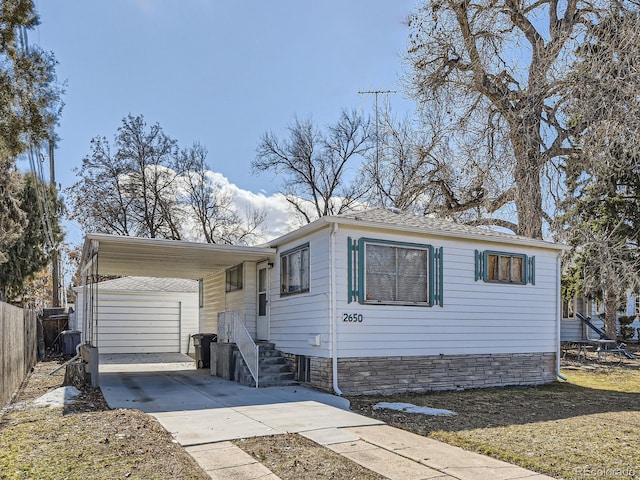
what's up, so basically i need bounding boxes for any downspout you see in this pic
[556,251,567,381]
[330,222,343,395]
[49,342,82,376]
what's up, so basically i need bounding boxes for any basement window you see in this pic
[296,355,311,383]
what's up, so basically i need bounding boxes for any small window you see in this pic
[280,244,310,295]
[225,264,243,292]
[198,279,204,308]
[475,250,535,285]
[296,355,311,383]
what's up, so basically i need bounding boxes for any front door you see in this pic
[256,263,269,340]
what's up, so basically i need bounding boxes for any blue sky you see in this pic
[28,1,418,244]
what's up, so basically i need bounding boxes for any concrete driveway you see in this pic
[98,353,381,446]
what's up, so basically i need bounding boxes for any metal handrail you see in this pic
[218,311,259,387]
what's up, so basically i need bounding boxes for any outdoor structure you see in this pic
[561,294,640,342]
[73,277,199,354]
[80,208,566,395]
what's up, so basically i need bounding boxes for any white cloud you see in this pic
[199,170,304,243]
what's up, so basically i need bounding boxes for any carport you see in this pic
[79,233,275,363]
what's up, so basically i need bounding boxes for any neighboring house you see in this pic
[81,208,566,395]
[561,294,640,341]
[74,276,198,354]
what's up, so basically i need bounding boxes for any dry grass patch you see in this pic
[349,367,640,480]
[0,359,208,480]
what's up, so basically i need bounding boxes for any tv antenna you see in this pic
[358,90,397,164]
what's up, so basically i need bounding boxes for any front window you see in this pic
[364,241,432,305]
[280,244,309,295]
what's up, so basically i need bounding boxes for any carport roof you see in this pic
[82,233,276,278]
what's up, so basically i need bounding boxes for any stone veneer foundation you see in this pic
[303,352,556,395]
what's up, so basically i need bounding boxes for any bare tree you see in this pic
[115,115,183,239]
[179,143,266,245]
[68,115,182,239]
[67,136,134,236]
[362,108,446,212]
[253,110,372,223]
[405,0,639,238]
[559,10,640,337]
[69,116,268,244]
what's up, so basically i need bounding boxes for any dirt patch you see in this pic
[233,434,385,480]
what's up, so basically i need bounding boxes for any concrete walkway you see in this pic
[99,355,555,480]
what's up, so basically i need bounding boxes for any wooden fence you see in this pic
[1,302,37,408]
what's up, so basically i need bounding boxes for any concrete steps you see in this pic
[234,342,297,388]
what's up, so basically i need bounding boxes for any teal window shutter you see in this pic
[528,256,536,285]
[474,249,483,281]
[434,247,444,306]
[347,238,360,303]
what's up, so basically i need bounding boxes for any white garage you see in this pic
[73,277,198,354]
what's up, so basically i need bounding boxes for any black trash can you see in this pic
[61,330,81,355]
[192,333,217,368]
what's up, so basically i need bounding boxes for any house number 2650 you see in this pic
[343,313,363,323]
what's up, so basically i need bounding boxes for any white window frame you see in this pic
[362,239,434,306]
[225,264,243,293]
[280,244,310,296]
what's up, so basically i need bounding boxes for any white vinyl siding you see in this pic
[98,296,180,353]
[261,225,558,360]
[334,226,559,358]
[269,230,331,356]
[75,289,199,354]
[201,272,224,333]
[200,263,259,337]
[224,262,258,336]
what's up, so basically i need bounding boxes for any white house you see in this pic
[81,208,566,395]
[74,276,199,354]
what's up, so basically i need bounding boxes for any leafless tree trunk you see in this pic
[405,0,636,238]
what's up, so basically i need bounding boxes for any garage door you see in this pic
[97,295,181,354]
